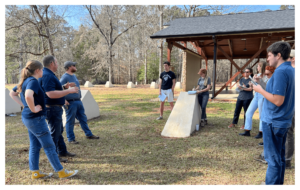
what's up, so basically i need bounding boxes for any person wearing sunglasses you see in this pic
[228,68,254,129]
[239,62,268,137]
[60,61,99,144]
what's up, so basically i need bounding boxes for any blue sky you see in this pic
[15,5,283,30]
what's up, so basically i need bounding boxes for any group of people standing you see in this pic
[10,55,99,179]
[156,41,295,185]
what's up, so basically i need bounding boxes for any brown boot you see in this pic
[228,123,235,128]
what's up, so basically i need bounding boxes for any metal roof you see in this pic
[150,9,295,39]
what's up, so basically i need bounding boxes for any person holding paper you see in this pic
[156,61,176,120]
[194,69,211,126]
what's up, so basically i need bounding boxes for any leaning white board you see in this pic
[161,92,201,138]
[5,88,22,114]
[62,90,100,125]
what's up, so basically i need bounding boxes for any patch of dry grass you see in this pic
[5,84,294,184]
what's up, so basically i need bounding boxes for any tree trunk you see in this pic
[19,37,23,80]
[159,11,163,77]
[144,51,147,84]
[45,27,54,56]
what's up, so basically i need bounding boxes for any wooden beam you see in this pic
[217,45,241,70]
[212,35,217,99]
[195,41,207,60]
[167,42,173,62]
[259,37,264,49]
[228,39,233,57]
[172,41,202,58]
[166,31,295,42]
[181,41,187,48]
[240,44,267,72]
[214,71,242,97]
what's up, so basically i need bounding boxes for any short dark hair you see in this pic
[163,61,170,66]
[267,41,291,61]
[246,67,254,78]
[43,55,55,67]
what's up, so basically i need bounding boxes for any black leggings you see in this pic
[232,98,252,125]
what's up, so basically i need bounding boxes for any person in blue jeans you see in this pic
[239,61,268,138]
[252,41,295,185]
[39,55,79,163]
[194,69,211,127]
[60,61,99,144]
[15,60,78,179]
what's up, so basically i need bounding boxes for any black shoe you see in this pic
[254,132,263,139]
[286,160,292,169]
[59,151,76,157]
[59,157,68,163]
[69,140,79,144]
[239,130,250,136]
[258,142,264,147]
[204,120,208,125]
[86,135,99,139]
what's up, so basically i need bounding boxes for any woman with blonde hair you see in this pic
[15,60,78,179]
[194,68,211,127]
[239,61,268,138]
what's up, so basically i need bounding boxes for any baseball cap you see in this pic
[64,61,77,68]
[290,49,295,58]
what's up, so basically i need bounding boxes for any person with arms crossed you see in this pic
[60,61,99,144]
[252,42,294,185]
[39,55,79,163]
[156,61,176,120]
[15,60,78,179]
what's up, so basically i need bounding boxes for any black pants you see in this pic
[232,98,252,125]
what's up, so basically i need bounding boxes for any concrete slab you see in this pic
[84,81,94,87]
[105,81,113,88]
[5,88,22,114]
[175,82,182,89]
[127,82,136,88]
[150,82,158,89]
[63,90,100,125]
[161,92,201,138]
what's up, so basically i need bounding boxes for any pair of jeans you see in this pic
[64,100,93,142]
[285,115,295,161]
[46,106,67,155]
[244,92,263,131]
[197,92,209,120]
[232,98,252,125]
[262,121,289,185]
[21,115,63,172]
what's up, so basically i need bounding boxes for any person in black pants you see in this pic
[228,68,254,130]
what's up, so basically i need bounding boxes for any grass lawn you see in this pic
[5,84,295,185]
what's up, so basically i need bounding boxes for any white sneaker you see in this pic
[156,116,163,120]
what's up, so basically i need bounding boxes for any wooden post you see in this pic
[212,35,217,99]
[167,42,173,63]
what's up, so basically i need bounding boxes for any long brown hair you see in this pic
[17,60,43,92]
[258,61,267,77]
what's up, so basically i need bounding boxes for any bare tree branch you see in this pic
[6,49,49,57]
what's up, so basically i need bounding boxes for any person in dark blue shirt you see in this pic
[60,61,99,144]
[38,55,79,163]
[9,85,23,110]
[15,60,78,179]
[252,41,295,185]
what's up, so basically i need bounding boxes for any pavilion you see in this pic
[150,9,295,98]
